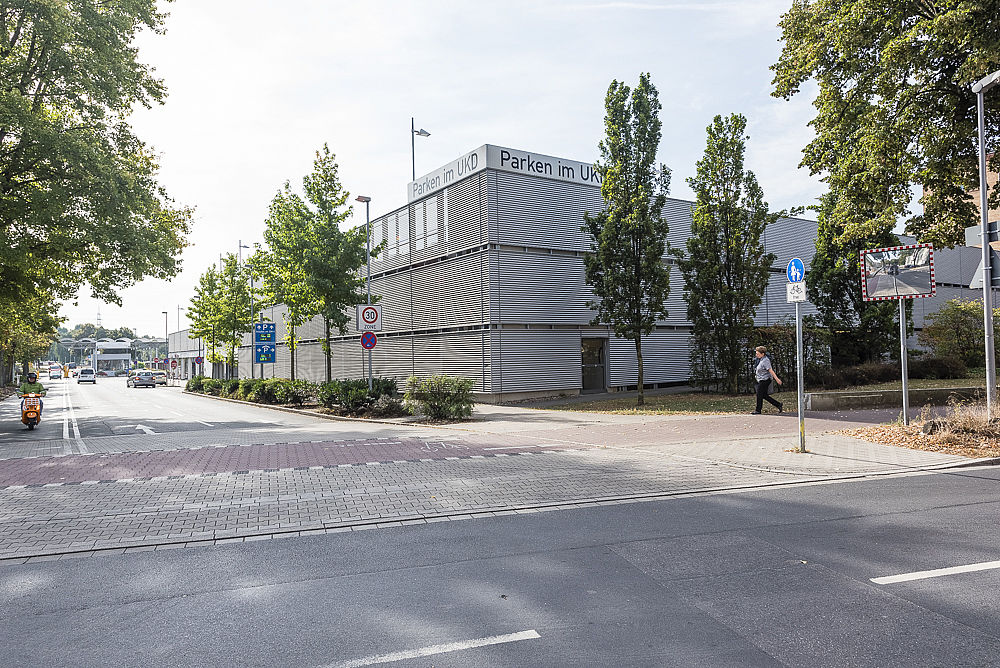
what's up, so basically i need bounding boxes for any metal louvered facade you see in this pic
[174,143,997,400]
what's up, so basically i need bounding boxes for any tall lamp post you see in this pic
[973,69,1000,417]
[411,118,431,181]
[356,195,372,390]
[239,241,251,380]
[162,311,168,385]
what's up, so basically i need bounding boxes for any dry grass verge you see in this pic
[842,400,1000,459]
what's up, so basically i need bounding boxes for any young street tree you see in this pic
[300,146,372,383]
[0,1,192,307]
[252,186,320,382]
[187,265,226,377]
[583,73,671,406]
[674,114,780,393]
[772,0,1000,248]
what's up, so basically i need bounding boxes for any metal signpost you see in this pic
[860,243,936,426]
[356,305,382,391]
[254,323,276,372]
[786,258,807,453]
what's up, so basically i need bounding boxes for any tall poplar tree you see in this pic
[674,114,780,393]
[583,73,671,406]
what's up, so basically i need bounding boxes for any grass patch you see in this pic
[547,391,795,415]
[544,377,985,415]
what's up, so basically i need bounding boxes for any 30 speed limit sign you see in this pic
[355,304,382,332]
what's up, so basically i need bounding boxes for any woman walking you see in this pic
[752,346,783,414]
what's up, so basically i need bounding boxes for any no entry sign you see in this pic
[360,331,378,349]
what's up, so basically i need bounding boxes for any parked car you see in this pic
[77,368,96,384]
[131,370,156,388]
[96,370,109,377]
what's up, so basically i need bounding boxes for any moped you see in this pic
[20,393,43,430]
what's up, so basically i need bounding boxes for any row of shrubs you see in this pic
[804,356,968,390]
[184,374,474,421]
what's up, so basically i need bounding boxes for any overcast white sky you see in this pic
[60,0,823,336]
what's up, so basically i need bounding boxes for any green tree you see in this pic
[0,1,192,306]
[0,292,60,384]
[918,298,1000,367]
[583,73,671,406]
[253,187,320,381]
[187,265,226,376]
[674,114,781,393]
[300,146,372,383]
[217,253,252,377]
[806,192,900,364]
[771,0,1000,247]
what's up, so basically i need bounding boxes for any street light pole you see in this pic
[411,118,431,182]
[239,241,251,379]
[356,195,372,391]
[973,69,1000,417]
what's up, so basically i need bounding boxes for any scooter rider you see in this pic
[16,371,47,413]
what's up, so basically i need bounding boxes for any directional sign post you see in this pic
[786,258,807,453]
[254,323,277,375]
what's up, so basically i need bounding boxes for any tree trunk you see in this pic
[635,335,644,406]
[324,319,331,384]
[289,324,296,381]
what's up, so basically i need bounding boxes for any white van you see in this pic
[77,368,96,384]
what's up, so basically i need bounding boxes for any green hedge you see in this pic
[317,377,399,415]
[404,375,474,421]
[185,375,316,405]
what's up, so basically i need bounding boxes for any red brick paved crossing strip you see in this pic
[0,437,570,487]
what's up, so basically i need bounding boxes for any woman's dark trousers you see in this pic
[755,378,782,413]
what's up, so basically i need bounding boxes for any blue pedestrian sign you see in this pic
[786,258,805,283]
[255,344,275,364]
[254,322,276,343]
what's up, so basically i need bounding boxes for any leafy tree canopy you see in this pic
[772,0,1000,247]
[0,0,192,305]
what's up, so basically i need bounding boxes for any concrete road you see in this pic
[1,466,997,667]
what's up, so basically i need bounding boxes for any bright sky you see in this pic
[59,0,822,337]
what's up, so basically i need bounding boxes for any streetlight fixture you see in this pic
[972,68,1000,417]
[411,117,431,181]
[356,195,373,390]
[239,241,251,380]
[162,311,168,384]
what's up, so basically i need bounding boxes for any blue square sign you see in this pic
[255,344,275,364]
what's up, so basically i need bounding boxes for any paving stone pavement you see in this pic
[0,399,989,563]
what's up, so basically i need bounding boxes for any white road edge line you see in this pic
[62,384,70,441]
[871,559,1000,585]
[196,420,213,427]
[65,387,88,454]
[326,630,541,667]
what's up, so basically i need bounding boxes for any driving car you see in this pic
[77,368,96,384]
[48,365,62,380]
[131,370,156,388]
[151,370,167,385]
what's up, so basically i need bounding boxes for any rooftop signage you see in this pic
[408,144,602,202]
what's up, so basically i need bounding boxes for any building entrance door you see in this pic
[581,338,607,393]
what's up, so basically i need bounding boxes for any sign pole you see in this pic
[795,301,805,453]
[899,299,909,426]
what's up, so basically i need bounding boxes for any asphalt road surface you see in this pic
[1,466,998,667]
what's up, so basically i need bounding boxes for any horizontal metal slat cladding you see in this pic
[493,171,604,253]
[608,331,695,386]
[413,331,489,391]
[410,252,488,330]
[494,251,595,324]
[490,330,581,393]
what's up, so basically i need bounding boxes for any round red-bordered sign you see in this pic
[360,332,378,349]
[361,306,379,325]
